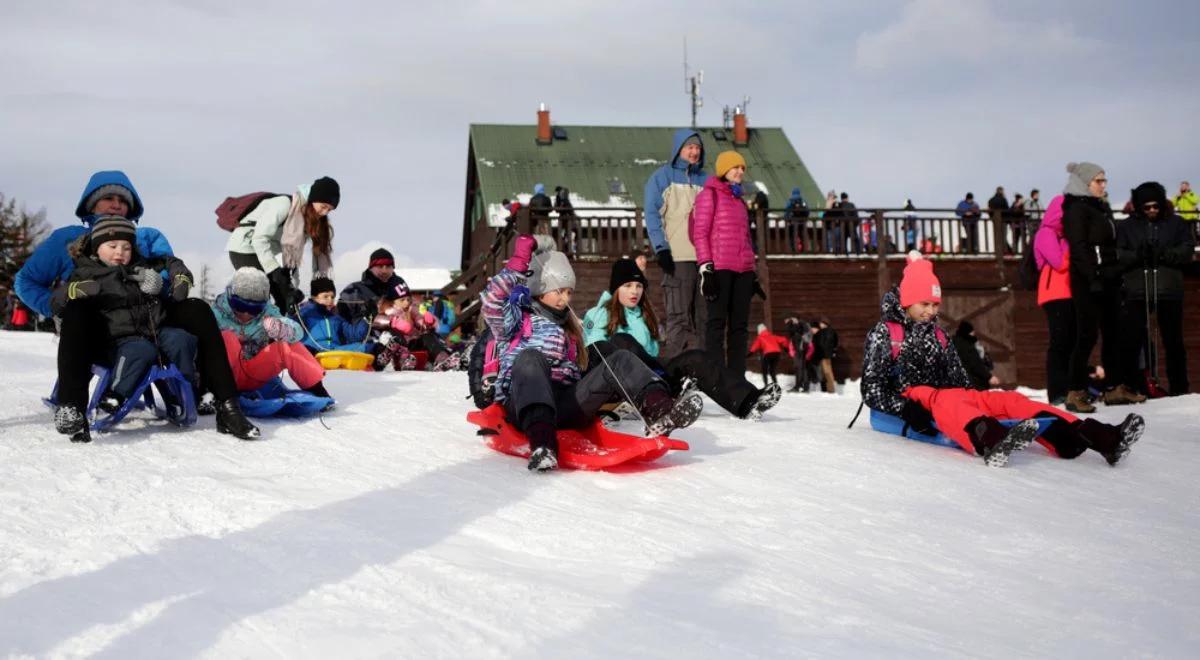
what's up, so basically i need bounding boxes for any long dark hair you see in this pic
[605,288,660,340]
[304,203,333,255]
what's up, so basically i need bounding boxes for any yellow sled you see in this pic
[316,350,374,371]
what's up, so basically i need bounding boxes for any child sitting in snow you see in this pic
[582,258,780,421]
[297,277,370,355]
[51,216,198,439]
[371,282,454,371]
[860,252,1144,467]
[213,268,334,407]
[483,235,703,472]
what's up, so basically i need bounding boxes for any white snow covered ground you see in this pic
[1,329,1198,659]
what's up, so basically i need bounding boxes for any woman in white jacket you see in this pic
[227,176,340,310]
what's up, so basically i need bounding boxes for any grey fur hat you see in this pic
[528,250,575,296]
[229,267,270,302]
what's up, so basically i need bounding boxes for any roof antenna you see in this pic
[684,37,703,129]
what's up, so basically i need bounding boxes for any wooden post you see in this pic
[755,207,773,326]
[875,210,890,299]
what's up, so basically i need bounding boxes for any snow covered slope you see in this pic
[1,330,1197,659]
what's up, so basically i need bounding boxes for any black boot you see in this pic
[966,416,1038,468]
[96,391,125,415]
[746,383,782,421]
[303,381,336,411]
[642,385,703,437]
[1076,414,1145,466]
[1035,416,1088,459]
[525,420,558,472]
[54,404,92,443]
[215,398,261,440]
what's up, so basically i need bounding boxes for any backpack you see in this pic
[1016,242,1039,291]
[884,321,947,360]
[467,314,534,409]
[214,192,283,232]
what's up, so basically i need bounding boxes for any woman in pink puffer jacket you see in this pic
[689,150,758,375]
[1032,195,1075,405]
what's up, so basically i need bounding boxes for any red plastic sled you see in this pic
[466,404,689,471]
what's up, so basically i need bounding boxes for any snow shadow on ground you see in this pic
[0,456,537,658]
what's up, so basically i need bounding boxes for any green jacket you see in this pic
[582,290,660,357]
[1173,190,1198,220]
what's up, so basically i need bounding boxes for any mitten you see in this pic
[699,262,718,301]
[262,316,294,342]
[422,311,437,327]
[656,249,675,277]
[508,285,532,309]
[507,235,537,273]
[391,316,413,335]
[168,263,193,302]
[901,400,937,436]
[132,267,163,296]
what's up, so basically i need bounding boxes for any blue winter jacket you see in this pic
[14,171,174,318]
[643,129,708,256]
[297,300,369,352]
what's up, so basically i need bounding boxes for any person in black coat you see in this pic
[1115,181,1195,396]
[952,321,999,390]
[812,317,839,392]
[1061,162,1127,412]
[337,248,409,323]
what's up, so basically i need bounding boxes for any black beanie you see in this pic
[608,258,647,293]
[368,247,394,267]
[309,176,340,209]
[310,277,336,297]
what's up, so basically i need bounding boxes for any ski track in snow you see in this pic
[0,330,1198,659]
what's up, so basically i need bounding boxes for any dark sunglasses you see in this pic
[1142,202,1160,211]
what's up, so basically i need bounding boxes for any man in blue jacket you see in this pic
[15,170,259,442]
[643,129,708,359]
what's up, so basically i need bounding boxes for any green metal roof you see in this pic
[468,124,823,225]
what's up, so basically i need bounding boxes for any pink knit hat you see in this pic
[899,251,942,308]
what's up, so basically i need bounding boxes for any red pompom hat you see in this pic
[899,250,942,307]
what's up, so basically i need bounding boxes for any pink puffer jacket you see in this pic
[689,178,756,272]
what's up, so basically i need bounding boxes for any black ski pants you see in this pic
[760,353,780,388]
[1119,298,1188,395]
[704,270,755,376]
[1042,299,1075,403]
[1068,284,1121,391]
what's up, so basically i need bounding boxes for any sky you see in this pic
[1,0,1195,285]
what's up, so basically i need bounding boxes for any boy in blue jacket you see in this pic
[297,278,370,354]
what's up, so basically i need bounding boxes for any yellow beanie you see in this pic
[714,150,747,179]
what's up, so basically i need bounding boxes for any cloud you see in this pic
[855,0,1099,74]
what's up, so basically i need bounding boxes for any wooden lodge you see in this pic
[446,109,1200,390]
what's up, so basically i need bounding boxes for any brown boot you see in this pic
[1065,390,1096,413]
[1103,384,1147,406]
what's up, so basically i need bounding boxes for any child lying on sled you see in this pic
[860,252,1143,467]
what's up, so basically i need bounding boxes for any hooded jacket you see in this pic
[298,300,369,352]
[1033,195,1072,305]
[643,129,708,259]
[1062,194,1119,293]
[861,288,970,415]
[212,292,302,360]
[52,235,174,341]
[14,171,173,318]
[1115,183,1196,301]
[582,290,660,357]
[337,269,409,322]
[749,328,787,355]
[689,177,757,272]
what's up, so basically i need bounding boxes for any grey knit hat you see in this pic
[84,184,135,215]
[1063,161,1104,196]
[229,267,270,302]
[528,250,575,296]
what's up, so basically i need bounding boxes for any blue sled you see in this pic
[238,378,332,418]
[869,409,1055,449]
[45,364,197,433]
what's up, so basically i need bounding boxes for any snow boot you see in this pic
[967,417,1038,468]
[303,382,336,412]
[96,391,125,415]
[527,446,559,472]
[54,404,91,443]
[525,421,559,472]
[1034,416,1088,459]
[746,383,783,421]
[1065,389,1096,414]
[196,391,217,416]
[643,387,704,437]
[1077,414,1145,466]
[1102,384,1146,406]
[215,398,261,440]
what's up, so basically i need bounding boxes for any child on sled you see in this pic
[860,252,1144,467]
[482,235,703,472]
[214,268,334,407]
[297,277,370,354]
[50,216,198,442]
[582,258,781,421]
[371,281,454,371]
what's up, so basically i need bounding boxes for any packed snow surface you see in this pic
[1,330,1197,659]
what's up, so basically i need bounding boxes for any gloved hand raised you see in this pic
[422,311,438,327]
[507,235,537,273]
[131,267,163,296]
[699,262,718,301]
[262,315,296,342]
[901,399,937,436]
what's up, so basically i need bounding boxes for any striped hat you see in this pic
[88,215,137,254]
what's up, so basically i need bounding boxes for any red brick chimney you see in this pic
[536,103,552,145]
[733,107,748,146]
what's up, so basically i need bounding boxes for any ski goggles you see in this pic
[228,293,267,315]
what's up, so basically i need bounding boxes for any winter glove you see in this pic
[508,284,532,309]
[132,267,163,296]
[900,400,937,437]
[50,280,101,314]
[262,316,295,342]
[699,262,718,301]
[507,235,537,273]
[656,249,675,277]
[268,268,303,311]
[390,315,413,335]
[422,311,438,327]
[168,263,193,302]
[752,275,767,301]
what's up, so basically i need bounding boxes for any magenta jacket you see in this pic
[688,178,756,272]
[1033,195,1067,271]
